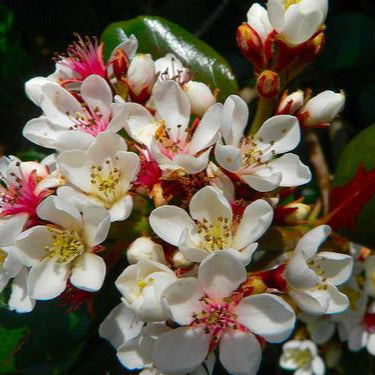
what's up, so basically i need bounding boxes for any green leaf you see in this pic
[101,16,238,101]
[330,124,375,247]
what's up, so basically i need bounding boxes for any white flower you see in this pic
[246,3,273,43]
[153,252,296,374]
[280,340,325,375]
[127,237,166,265]
[99,303,215,374]
[298,91,345,128]
[127,54,156,102]
[215,95,311,192]
[183,81,216,117]
[116,259,177,322]
[277,90,305,114]
[267,0,328,45]
[57,132,139,222]
[0,214,35,312]
[206,162,235,203]
[149,186,273,265]
[348,302,375,355]
[124,80,222,175]
[284,225,353,315]
[15,196,110,300]
[23,74,127,151]
[155,53,189,84]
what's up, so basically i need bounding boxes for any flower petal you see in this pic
[149,205,196,246]
[235,294,296,343]
[28,258,69,300]
[294,225,331,259]
[173,150,210,174]
[232,199,273,249]
[289,289,329,315]
[152,327,210,374]
[189,186,232,224]
[0,214,28,247]
[109,195,134,222]
[241,170,282,192]
[198,252,247,299]
[326,284,349,314]
[70,253,106,292]
[162,277,203,325]
[81,205,110,247]
[214,143,242,172]
[219,331,261,375]
[8,268,35,313]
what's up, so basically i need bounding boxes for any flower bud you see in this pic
[256,70,280,99]
[183,81,216,117]
[127,54,155,103]
[298,90,345,128]
[126,237,166,265]
[171,250,193,269]
[284,203,311,225]
[112,48,130,80]
[277,90,305,115]
[237,23,264,71]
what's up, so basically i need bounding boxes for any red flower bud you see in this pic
[256,70,280,99]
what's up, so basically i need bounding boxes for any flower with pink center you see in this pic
[124,80,222,176]
[153,252,296,374]
[23,74,127,151]
[0,156,56,225]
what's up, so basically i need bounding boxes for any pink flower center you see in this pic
[0,164,49,222]
[67,105,110,137]
[57,35,107,80]
[191,295,246,346]
[155,123,189,160]
[134,146,162,189]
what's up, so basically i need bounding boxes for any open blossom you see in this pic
[150,186,274,265]
[125,80,222,175]
[23,74,127,151]
[215,95,311,192]
[15,196,110,300]
[155,53,189,84]
[280,340,325,375]
[267,0,328,46]
[0,214,35,312]
[99,304,215,374]
[116,259,177,322]
[0,156,57,224]
[127,237,166,265]
[153,252,296,374]
[57,132,140,222]
[284,225,353,315]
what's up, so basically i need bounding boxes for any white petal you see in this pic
[16,226,53,267]
[367,334,375,355]
[80,75,112,120]
[225,244,258,266]
[311,356,325,375]
[28,258,69,300]
[256,115,300,154]
[232,199,273,249]
[247,4,273,42]
[325,284,349,314]
[152,327,210,374]
[54,131,95,151]
[124,103,158,147]
[153,80,190,142]
[221,95,248,147]
[149,205,196,246]
[241,170,282,192]
[198,252,247,299]
[0,214,28,247]
[214,143,242,172]
[188,103,222,155]
[81,205,110,247]
[162,277,203,325]
[285,250,319,289]
[315,252,353,286]
[268,153,311,187]
[206,161,235,202]
[295,225,331,259]
[309,317,335,344]
[117,337,147,370]
[289,289,329,315]
[70,253,106,292]
[8,268,35,313]
[109,195,133,222]
[25,76,51,106]
[267,0,286,32]
[348,325,367,352]
[37,195,82,231]
[189,186,232,224]
[23,117,62,149]
[99,303,144,349]
[173,150,210,174]
[235,294,296,343]
[219,331,261,375]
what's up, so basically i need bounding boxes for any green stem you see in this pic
[249,97,277,135]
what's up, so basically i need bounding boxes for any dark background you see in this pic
[1,0,375,373]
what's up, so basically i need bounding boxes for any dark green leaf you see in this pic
[101,16,238,101]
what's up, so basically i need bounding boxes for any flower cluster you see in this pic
[2,0,369,374]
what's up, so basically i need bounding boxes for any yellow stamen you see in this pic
[0,248,7,265]
[284,0,302,10]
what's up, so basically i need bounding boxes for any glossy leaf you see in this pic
[329,124,375,247]
[101,16,238,101]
